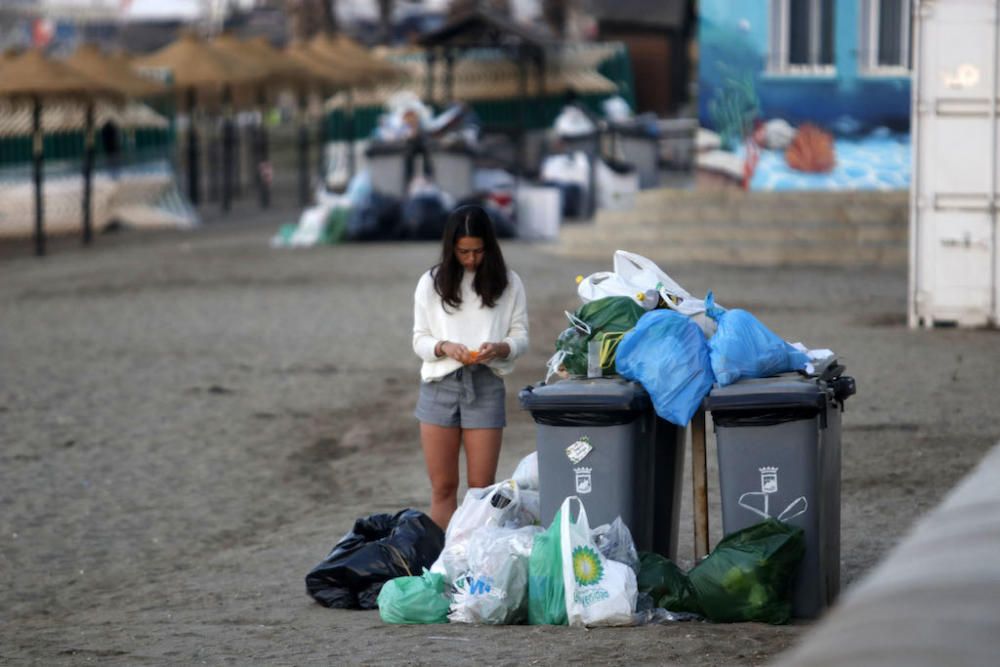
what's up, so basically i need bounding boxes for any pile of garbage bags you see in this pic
[304,452,805,626]
[371,454,645,627]
[547,250,832,426]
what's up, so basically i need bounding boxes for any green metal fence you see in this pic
[0,127,173,170]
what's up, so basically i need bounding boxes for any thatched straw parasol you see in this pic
[309,33,403,88]
[303,35,405,186]
[0,50,121,256]
[134,32,262,210]
[133,31,259,90]
[283,40,357,90]
[211,34,317,208]
[66,44,166,98]
[283,40,362,204]
[64,44,167,243]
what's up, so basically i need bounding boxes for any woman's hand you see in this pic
[475,341,510,363]
[438,341,470,363]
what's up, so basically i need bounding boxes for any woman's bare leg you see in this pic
[420,422,462,530]
[463,428,503,489]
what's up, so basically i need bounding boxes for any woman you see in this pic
[412,205,529,529]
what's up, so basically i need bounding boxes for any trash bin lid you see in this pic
[704,373,830,414]
[518,377,650,413]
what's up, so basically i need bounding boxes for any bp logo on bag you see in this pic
[572,546,604,586]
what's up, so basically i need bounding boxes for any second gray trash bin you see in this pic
[705,367,856,619]
[519,378,685,560]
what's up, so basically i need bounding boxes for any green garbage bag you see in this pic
[555,297,646,377]
[376,570,450,624]
[637,551,699,615]
[687,519,805,624]
[321,207,350,244]
[575,296,646,335]
[527,509,567,625]
[554,327,589,377]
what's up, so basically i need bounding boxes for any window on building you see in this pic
[860,0,912,72]
[769,0,836,75]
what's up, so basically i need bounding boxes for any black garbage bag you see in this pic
[543,180,586,219]
[346,191,403,241]
[305,509,444,609]
[401,192,449,240]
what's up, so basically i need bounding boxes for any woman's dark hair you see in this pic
[432,204,509,310]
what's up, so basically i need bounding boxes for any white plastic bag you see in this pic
[541,151,590,189]
[595,160,638,211]
[511,452,539,490]
[554,105,597,138]
[613,250,699,314]
[430,480,528,583]
[559,497,637,627]
[578,250,718,336]
[448,525,541,624]
[577,271,658,310]
[518,489,541,525]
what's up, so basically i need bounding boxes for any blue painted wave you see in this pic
[739,132,910,191]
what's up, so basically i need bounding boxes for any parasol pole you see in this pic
[297,87,309,206]
[32,95,45,257]
[316,86,328,186]
[347,88,356,178]
[81,99,95,245]
[186,86,200,206]
[221,84,234,213]
[255,86,270,209]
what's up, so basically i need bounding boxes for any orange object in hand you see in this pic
[467,349,479,364]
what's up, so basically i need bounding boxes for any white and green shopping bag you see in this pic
[558,496,637,627]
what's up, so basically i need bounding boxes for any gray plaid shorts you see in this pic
[415,364,506,429]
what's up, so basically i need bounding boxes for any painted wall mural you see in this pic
[696,0,911,191]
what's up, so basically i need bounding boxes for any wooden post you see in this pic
[32,96,45,257]
[297,89,310,207]
[691,407,710,561]
[186,87,200,206]
[346,88,356,179]
[316,89,328,186]
[445,48,455,103]
[221,86,234,213]
[255,87,270,209]
[424,49,436,109]
[516,51,527,181]
[82,100,95,245]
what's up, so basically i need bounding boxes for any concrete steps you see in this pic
[552,189,909,267]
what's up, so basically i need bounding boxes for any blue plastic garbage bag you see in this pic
[616,310,715,426]
[705,292,808,387]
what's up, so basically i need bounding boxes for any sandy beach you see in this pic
[1,220,998,665]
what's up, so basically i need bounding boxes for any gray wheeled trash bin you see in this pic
[519,377,686,560]
[608,123,661,189]
[705,367,856,619]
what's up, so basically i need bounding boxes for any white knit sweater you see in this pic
[412,268,529,382]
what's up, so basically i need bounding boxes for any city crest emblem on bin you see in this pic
[760,466,779,494]
[738,466,809,521]
[574,466,592,494]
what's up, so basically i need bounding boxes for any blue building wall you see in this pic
[698,0,911,134]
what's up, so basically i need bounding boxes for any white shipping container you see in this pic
[910,0,1000,327]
